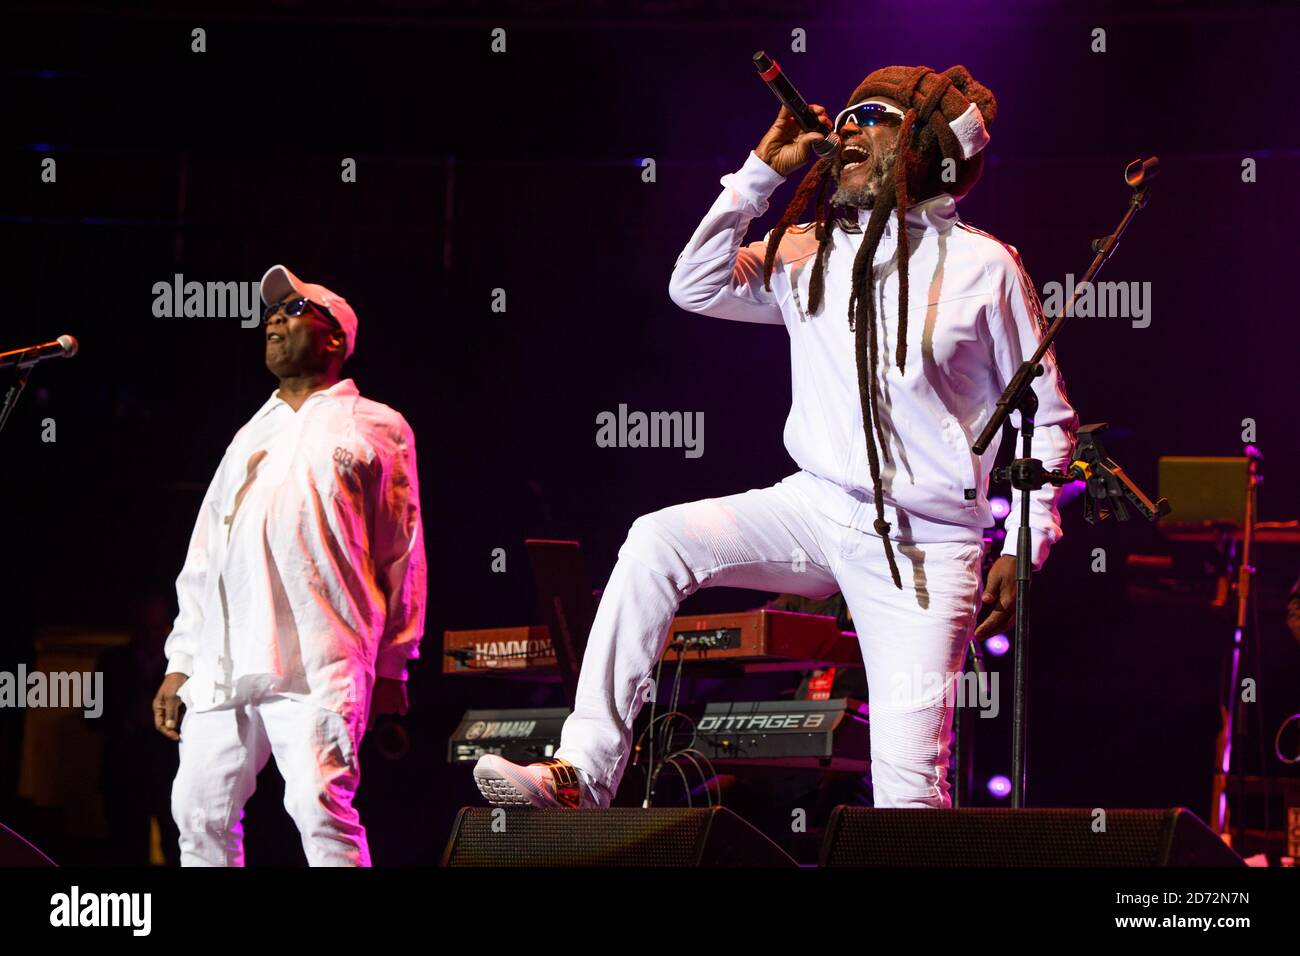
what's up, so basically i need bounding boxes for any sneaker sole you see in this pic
[473,755,557,808]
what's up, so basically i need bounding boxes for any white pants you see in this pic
[554,473,984,809]
[171,693,370,866]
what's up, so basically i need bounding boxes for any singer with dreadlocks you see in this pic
[473,65,1078,811]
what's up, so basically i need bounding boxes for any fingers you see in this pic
[759,104,829,174]
[152,691,167,736]
[773,103,831,137]
[975,576,1016,638]
[161,693,182,742]
[974,606,1012,640]
[152,685,180,741]
[771,105,795,134]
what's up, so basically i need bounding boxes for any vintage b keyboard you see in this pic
[442,609,860,677]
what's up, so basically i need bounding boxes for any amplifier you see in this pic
[820,807,1245,867]
[443,807,797,867]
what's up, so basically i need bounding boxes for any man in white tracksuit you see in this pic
[153,265,426,865]
[474,65,1077,811]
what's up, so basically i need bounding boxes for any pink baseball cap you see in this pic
[259,264,358,360]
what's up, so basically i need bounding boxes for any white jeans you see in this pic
[171,692,370,866]
[554,472,985,809]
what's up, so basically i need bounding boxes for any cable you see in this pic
[659,757,693,807]
[658,652,689,761]
[641,653,667,808]
[1275,714,1300,765]
[672,750,719,808]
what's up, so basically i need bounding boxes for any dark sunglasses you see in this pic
[263,297,336,326]
[833,102,905,133]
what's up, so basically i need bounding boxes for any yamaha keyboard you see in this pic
[449,698,870,772]
[442,609,861,677]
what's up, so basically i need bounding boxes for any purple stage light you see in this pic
[1058,479,1087,507]
[989,495,1011,520]
[984,633,1010,657]
[987,775,1012,799]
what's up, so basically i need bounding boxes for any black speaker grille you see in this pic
[821,808,1238,867]
[445,808,712,866]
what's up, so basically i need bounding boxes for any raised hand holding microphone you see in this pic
[755,102,833,177]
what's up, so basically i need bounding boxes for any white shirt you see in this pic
[668,150,1079,569]
[164,378,426,722]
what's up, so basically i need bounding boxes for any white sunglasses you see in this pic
[832,101,907,133]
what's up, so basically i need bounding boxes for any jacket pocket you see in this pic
[944,417,980,510]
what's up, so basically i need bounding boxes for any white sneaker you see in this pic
[473,755,591,808]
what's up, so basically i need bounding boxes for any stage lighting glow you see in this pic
[990,496,1011,520]
[987,775,1012,799]
[1058,479,1086,507]
[984,633,1010,657]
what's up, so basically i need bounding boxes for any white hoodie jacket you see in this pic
[668,150,1079,570]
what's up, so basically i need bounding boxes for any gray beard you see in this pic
[829,148,897,212]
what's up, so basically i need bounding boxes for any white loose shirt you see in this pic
[164,378,426,723]
[668,150,1079,569]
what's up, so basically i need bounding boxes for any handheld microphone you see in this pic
[753,51,839,159]
[0,335,78,370]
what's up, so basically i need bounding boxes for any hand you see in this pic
[152,672,189,741]
[974,555,1018,640]
[755,103,832,177]
[367,677,409,732]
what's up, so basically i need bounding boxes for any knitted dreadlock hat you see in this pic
[844,64,997,200]
[762,65,998,589]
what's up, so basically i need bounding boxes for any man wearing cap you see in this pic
[473,66,1078,813]
[152,265,426,866]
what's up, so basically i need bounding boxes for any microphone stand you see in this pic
[0,338,76,437]
[971,157,1165,808]
[0,363,37,437]
[1210,447,1262,841]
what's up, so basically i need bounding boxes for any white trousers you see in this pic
[554,473,985,809]
[171,693,370,866]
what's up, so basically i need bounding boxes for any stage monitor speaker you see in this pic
[443,807,796,867]
[0,821,56,866]
[820,807,1244,866]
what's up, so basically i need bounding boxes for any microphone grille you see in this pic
[57,334,79,357]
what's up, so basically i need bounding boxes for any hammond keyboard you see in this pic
[443,609,861,678]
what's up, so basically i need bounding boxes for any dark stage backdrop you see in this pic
[2,0,1297,864]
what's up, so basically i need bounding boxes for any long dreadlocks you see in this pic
[761,65,998,589]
